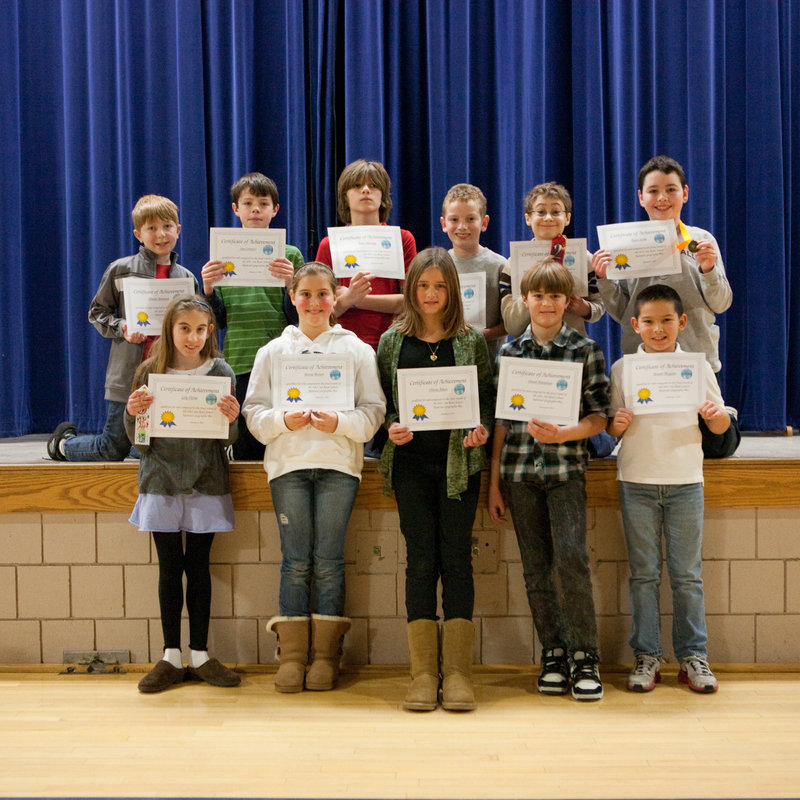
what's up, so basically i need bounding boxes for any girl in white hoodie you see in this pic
[243,263,385,692]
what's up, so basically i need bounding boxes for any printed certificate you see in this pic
[495,357,583,426]
[274,354,355,412]
[327,225,405,279]
[398,366,480,431]
[623,352,705,415]
[209,227,287,287]
[508,239,589,298]
[596,221,680,280]
[135,374,232,444]
[458,272,486,329]
[122,277,195,335]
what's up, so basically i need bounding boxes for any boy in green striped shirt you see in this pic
[202,172,305,459]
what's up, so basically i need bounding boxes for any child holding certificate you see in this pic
[201,172,305,460]
[124,295,241,694]
[592,156,732,373]
[377,247,494,712]
[440,183,507,360]
[48,195,198,462]
[607,284,730,694]
[488,258,609,701]
[243,263,385,693]
[499,182,604,338]
[315,159,417,351]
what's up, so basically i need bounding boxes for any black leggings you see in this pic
[152,531,215,651]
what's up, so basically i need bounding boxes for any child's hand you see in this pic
[694,240,717,274]
[268,257,296,289]
[527,418,563,444]
[337,271,373,313]
[699,400,731,435]
[122,324,147,344]
[566,295,591,319]
[310,410,338,433]
[487,482,506,522]
[609,407,634,436]
[284,409,312,430]
[592,249,611,279]
[463,424,489,448]
[217,394,240,423]
[388,421,413,446]
[201,260,226,294]
[126,385,153,416]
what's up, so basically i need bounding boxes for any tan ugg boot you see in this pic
[403,618,440,712]
[441,618,476,711]
[266,616,310,693]
[305,615,351,691]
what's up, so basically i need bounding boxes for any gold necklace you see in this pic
[426,340,442,362]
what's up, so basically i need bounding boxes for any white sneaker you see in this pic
[679,657,718,693]
[626,654,661,692]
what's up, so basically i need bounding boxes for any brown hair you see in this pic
[337,159,392,223]
[394,247,469,339]
[131,195,179,230]
[523,182,572,215]
[519,257,575,297]
[290,262,338,327]
[132,295,219,385]
[441,183,487,217]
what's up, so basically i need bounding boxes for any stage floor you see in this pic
[2,431,798,464]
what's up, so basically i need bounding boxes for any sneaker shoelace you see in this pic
[633,656,658,675]
[685,658,712,676]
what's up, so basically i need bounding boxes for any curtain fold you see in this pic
[0,0,797,435]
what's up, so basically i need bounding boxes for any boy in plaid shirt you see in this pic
[488,258,609,700]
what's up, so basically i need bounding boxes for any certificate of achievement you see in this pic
[398,366,480,431]
[274,354,355,412]
[209,227,287,287]
[122,277,195,335]
[495,357,583,426]
[623,352,705,415]
[458,272,486,329]
[135,374,232,444]
[596,221,680,280]
[508,239,589,298]
[327,225,405,279]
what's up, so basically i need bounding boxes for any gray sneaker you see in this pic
[626,654,661,692]
[679,657,718,693]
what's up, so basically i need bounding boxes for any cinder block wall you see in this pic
[1,505,799,665]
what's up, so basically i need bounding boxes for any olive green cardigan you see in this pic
[376,326,495,499]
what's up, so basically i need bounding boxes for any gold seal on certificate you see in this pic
[327,225,405,279]
[138,374,232,444]
[209,227,287,287]
[397,366,480,431]
[508,238,589,298]
[274,354,355,412]
[494,357,583,427]
[596,221,681,280]
[122,277,195,335]
[623,352,705,415]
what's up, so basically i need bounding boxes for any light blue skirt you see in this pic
[130,490,235,533]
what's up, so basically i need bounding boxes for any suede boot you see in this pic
[441,618,476,711]
[305,615,351,691]
[266,616,310,693]
[403,618,440,712]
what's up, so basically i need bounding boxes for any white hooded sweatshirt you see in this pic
[242,324,386,482]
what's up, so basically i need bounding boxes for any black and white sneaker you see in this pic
[537,647,569,695]
[569,650,603,701]
[47,421,76,461]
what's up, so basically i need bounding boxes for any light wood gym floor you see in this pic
[2,664,799,799]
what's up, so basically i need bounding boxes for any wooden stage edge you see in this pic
[2,457,798,513]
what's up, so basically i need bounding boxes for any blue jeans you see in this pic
[505,476,598,654]
[269,469,359,617]
[619,481,707,660]
[63,400,132,461]
[392,454,479,622]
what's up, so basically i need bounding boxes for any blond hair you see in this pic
[441,183,487,217]
[131,195,179,230]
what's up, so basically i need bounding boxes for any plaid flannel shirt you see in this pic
[497,324,609,484]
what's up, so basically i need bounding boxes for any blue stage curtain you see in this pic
[0,0,798,435]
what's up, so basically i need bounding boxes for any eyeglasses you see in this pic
[530,210,567,218]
